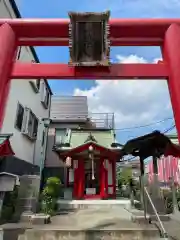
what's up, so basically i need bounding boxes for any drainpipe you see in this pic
[44,93,52,164]
[39,95,52,187]
[39,120,51,186]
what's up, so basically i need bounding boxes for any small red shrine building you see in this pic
[54,129,121,199]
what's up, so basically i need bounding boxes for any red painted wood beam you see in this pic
[11,63,168,80]
[0,19,180,46]
[17,37,163,47]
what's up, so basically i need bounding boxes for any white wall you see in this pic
[45,126,65,167]
[0,0,51,165]
[0,0,16,18]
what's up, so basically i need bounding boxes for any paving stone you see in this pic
[155,218,180,240]
[1,205,162,240]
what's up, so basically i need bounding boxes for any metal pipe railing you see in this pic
[144,186,169,239]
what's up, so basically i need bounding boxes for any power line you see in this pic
[163,124,176,134]
[117,123,176,165]
[122,156,137,162]
[115,117,173,131]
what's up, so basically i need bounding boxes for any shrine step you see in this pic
[18,227,162,240]
[57,199,131,211]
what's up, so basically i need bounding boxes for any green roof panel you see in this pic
[70,130,114,149]
[0,137,8,144]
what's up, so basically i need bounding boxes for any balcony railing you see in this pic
[87,112,115,129]
[51,112,115,130]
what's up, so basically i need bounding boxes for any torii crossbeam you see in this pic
[0,18,180,140]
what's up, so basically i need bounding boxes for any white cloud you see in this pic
[74,54,173,128]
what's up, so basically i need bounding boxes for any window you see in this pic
[15,104,38,140]
[29,79,41,93]
[55,129,71,145]
[19,107,38,140]
[36,79,40,90]
[41,81,50,109]
[55,129,66,145]
[44,88,50,107]
[33,117,39,137]
[15,103,24,130]
[29,60,41,93]
[27,110,39,139]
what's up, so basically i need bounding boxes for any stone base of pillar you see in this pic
[146,197,166,215]
[14,175,40,221]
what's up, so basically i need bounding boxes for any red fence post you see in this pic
[0,23,17,129]
[163,24,180,141]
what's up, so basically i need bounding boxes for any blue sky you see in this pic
[16,0,178,143]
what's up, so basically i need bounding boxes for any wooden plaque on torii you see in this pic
[68,11,110,67]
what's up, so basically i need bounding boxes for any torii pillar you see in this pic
[0,24,17,128]
[163,24,180,140]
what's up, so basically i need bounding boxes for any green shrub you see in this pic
[1,186,19,222]
[46,176,61,186]
[41,196,56,215]
[40,176,61,215]
[1,206,14,221]
[43,177,61,198]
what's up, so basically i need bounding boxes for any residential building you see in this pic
[146,135,180,184]
[0,0,53,176]
[44,96,121,199]
[44,96,90,184]
[118,159,140,180]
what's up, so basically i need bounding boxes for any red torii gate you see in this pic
[0,18,180,139]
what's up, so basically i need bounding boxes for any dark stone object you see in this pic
[68,11,110,67]
[31,214,51,224]
[121,130,171,160]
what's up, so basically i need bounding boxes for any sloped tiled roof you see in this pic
[0,135,14,157]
